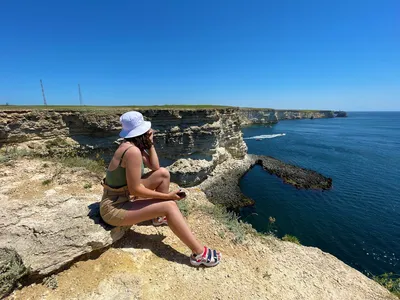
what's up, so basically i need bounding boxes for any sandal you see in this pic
[152,216,168,226]
[190,246,222,267]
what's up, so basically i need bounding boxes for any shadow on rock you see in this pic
[87,202,116,231]
[115,230,191,267]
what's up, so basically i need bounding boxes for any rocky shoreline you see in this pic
[198,153,332,209]
[250,154,332,190]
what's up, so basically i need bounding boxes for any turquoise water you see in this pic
[239,112,400,275]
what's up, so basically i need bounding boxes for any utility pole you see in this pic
[40,79,47,106]
[78,84,83,106]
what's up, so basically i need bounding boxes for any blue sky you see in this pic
[1,0,399,110]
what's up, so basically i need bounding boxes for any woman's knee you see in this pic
[157,167,170,179]
[163,200,178,214]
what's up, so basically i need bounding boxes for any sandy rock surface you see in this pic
[1,158,396,300]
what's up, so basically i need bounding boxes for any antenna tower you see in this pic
[40,79,47,106]
[78,84,83,106]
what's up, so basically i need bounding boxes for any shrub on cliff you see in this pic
[282,234,301,245]
[373,273,400,298]
[59,155,105,175]
[0,248,29,298]
[199,204,256,243]
[0,148,31,164]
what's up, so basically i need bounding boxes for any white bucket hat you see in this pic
[119,111,151,138]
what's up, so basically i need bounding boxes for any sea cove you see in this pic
[240,112,400,276]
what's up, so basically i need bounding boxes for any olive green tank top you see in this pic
[105,146,144,188]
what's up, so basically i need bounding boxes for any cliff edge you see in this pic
[1,158,395,300]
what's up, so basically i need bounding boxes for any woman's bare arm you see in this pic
[125,147,177,200]
[142,145,160,170]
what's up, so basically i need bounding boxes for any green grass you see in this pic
[239,107,275,111]
[199,204,255,244]
[238,107,334,113]
[45,137,71,148]
[1,104,338,115]
[177,200,190,217]
[59,156,106,174]
[274,109,331,113]
[42,179,52,186]
[0,149,31,164]
[83,182,92,189]
[0,104,233,111]
[282,234,301,245]
[373,273,400,298]
[0,147,105,175]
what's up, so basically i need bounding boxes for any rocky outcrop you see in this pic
[0,158,134,289]
[239,108,335,125]
[334,111,348,117]
[251,154,332,190]
[0,108,247,161]
[238,108,279,124]
[200,154,332,208]
[200,154,255,208]
[0,192,128,280]
[167,147,230,187]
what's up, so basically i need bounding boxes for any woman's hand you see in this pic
[148,129,154,143]
[167,189,183,200]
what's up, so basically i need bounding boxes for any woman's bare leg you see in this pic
[121,199,203,255]
[141,168,171,222]
[141,167,170,193]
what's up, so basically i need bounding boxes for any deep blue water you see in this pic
[239,112,400,276]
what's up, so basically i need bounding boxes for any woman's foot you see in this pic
[190,246,221,267]
[152,216,168,226]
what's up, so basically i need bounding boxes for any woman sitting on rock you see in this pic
[100,111,221,267]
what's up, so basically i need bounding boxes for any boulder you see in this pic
[167,147,231,187]
[0,196,129,279]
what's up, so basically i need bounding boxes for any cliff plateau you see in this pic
[238,108,336,125]
[1,158,395,300]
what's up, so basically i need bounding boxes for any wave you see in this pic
[244,133,286,140]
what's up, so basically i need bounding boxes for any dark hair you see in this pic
[124,132,153,151]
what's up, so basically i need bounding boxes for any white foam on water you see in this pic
[244,133,286,140]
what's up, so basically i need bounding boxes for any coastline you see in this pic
[240,112,400,281]
[2,107,396,299]
[199,153,332,209]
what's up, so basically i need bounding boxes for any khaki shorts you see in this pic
[100,181,143,226]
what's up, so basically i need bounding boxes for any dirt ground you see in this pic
[1,158,396,300]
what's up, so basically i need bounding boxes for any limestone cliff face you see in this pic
[275,110,335,120]
[0,108,247,161]
[239,108,335,125]
[238,109,279,124]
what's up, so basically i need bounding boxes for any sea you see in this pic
[239,112,400,276]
